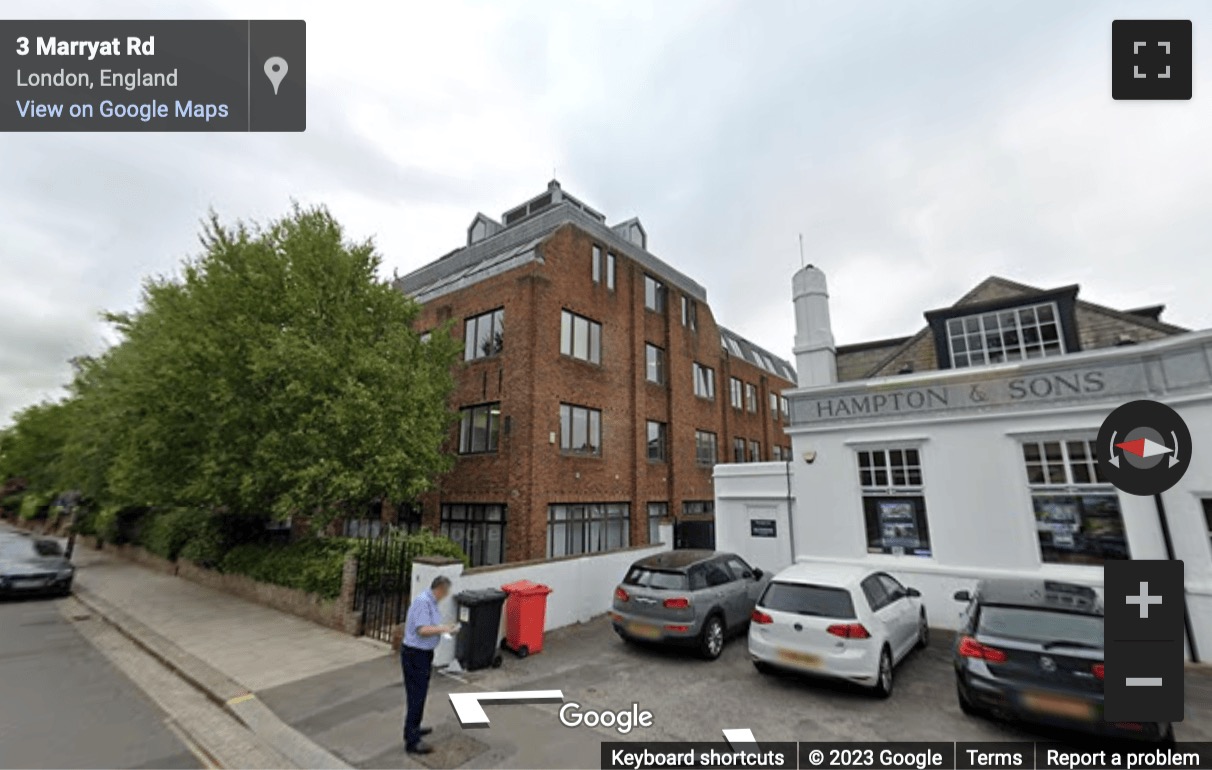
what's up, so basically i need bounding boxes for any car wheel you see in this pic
[699,615,725,660]
[916,610,929,649]
[753,661,774,675]
[873,646,894,698]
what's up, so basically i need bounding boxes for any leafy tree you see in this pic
[6,205,461,531]
[0,399,74,492]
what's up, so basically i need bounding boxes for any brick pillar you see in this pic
[339,553,362,636]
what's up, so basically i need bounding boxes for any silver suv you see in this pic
[611,550,769,660]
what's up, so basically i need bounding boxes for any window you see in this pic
[684,500,714,516]
[644,275,666,312]
[729,377,743,409]
[857,447,932,556]
[695,431,717,466]
[547,503,630,558]
[440,504,506,567]
[458,403,501,454]
[606,252,616,290]
[681,297,697,330]
[591,245,602,284]
[760,582,855,619]
[772,446,783,462]
[646,420,668,462]
[947,302,1064,368]
[693,362,715,400]
[745,383,757,413]
[464,308,504,360]
[1022,439,1128,565]
[560,403,602,456]
[625,565,685,590]
[703,560,733,587]
[419,330,432,344]
[749,440,761,462]
[645,344,666,384]
[560,310,602,364]
[781,396,790,422]
[860,575,891,611]
[647,502,668,545]
[770,392,779,419]
[733,437,746,463]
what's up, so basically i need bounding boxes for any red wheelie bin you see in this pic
[500,580,552,657]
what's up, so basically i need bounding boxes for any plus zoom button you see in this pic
[1104,561,1185,723]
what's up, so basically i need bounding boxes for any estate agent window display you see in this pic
[1021,438,1129,566]
[856,447,933,557]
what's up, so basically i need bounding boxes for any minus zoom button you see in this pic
[1126,677,1164,687]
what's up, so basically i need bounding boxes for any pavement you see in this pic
[70,545,385,691]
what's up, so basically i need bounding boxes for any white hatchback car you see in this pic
[748,563,928,697]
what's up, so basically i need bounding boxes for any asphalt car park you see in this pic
[458,614,1212,747]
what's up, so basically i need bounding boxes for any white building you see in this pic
[715,266,1212,660]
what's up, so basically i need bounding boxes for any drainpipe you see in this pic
[785,460,796,566]
[1153,492,1200,662]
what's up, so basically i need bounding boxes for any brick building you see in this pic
[389,181,796,566]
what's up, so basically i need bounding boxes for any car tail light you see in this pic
[826,623,871,639]
[664,625,690,632]
[663,597,690,609]
[751,609,773,625]
[1113,722,1143,731]
[957,635,1008,663]
[614,587,629,602]
[1093,663,1105,680]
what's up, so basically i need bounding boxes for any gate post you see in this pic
[340,553,362,636]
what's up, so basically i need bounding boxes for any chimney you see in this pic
[792,264,837,388]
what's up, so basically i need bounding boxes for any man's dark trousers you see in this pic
[401,645,434,748]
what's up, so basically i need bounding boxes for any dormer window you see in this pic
[945,302,1065,368]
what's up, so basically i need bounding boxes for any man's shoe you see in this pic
[419,727,434,737]
[406,742,434,755]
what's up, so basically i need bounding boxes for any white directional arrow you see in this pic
[1116,436,1174,459]
[722,728,758,749]
[449,690,564,727]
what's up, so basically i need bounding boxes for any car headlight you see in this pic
[57,567,75,580]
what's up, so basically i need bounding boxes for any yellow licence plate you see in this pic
[1022,691,1094,721]
[777,649,822,668]
[627,622,662,639]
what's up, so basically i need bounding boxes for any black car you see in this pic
[952,578,1171,743]
[0,534,75,597]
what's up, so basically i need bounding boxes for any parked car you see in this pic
[748,563,927,697]
[952,578,1172,743]
[611,550,769,660]
[0,534,75,598]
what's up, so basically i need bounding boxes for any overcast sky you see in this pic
[3,0,1211,423]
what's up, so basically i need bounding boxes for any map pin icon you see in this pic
[264,56,288,95]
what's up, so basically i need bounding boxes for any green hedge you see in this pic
[218,538,361,599]
[215,530,469,600]
[142,509,207,561]
[18,490,54,520]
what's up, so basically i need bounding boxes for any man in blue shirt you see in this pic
[401,575,457,754]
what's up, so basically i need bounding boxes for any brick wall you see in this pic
[410,222,796,563]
